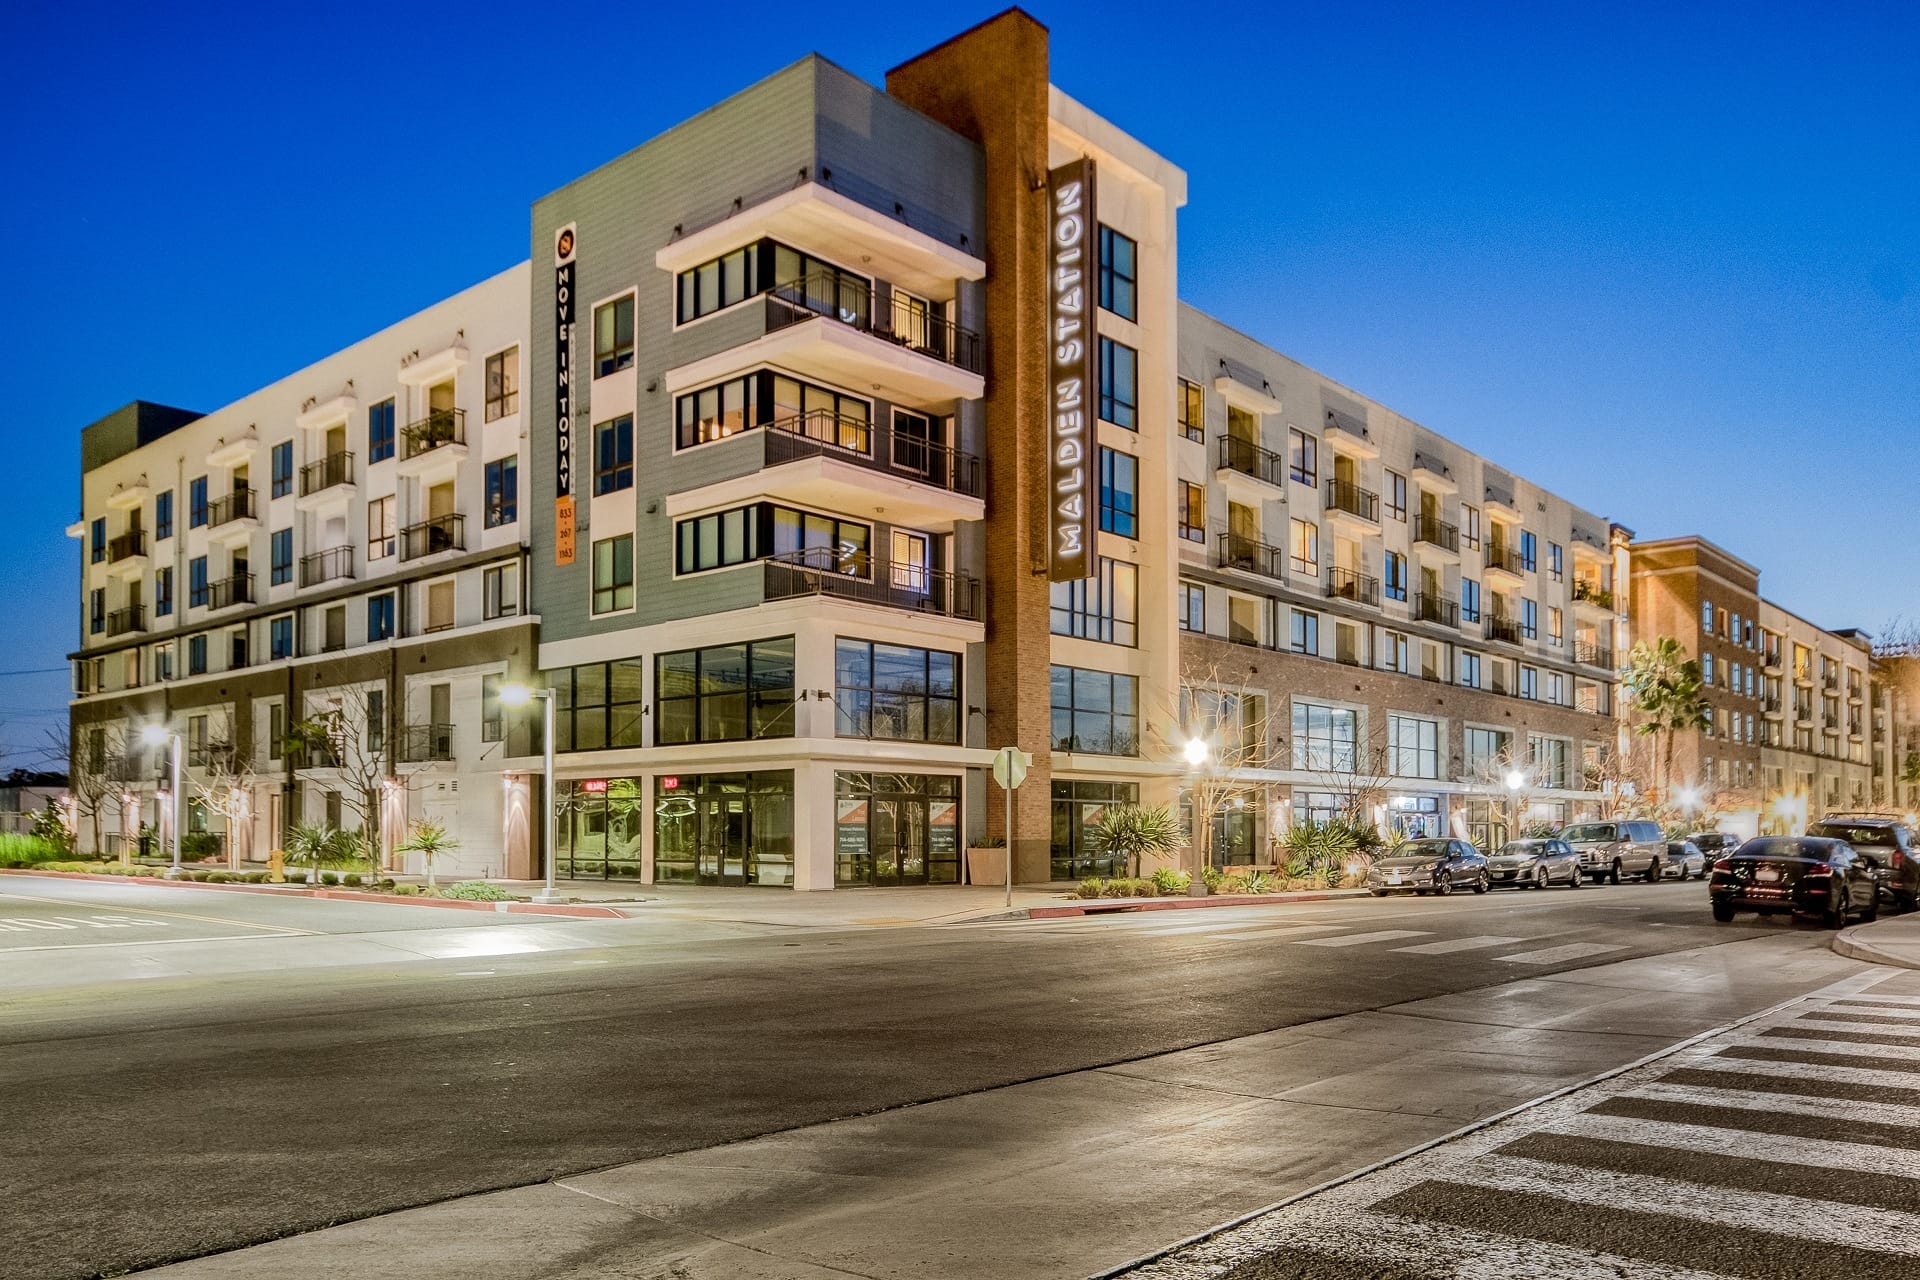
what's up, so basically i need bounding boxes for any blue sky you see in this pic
[2,0,1914,766]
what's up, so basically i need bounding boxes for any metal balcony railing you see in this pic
[1326,567,1379,607]
[300,450,355,496]
[399,723,456,763]
[208,488,257,528]
[105,606,146,637]
[762,547,979,619]
[301,545,355,587]
[402,409,466,460]
[208,573,254,611]
[765,271,983,374]
[1485,615,1525,646]
[1214,532,1286,581]
[1324,478,1379,522]
[400,514,465,561]
[1216,435,1286,487]
[1571,579,1614,608]
[1411,514,1459,552]
[1486,543,1528,576]
[763,409,983,497]
[1414,592,1459,627]
[107,531,147,563]
[1574,640,1615,669]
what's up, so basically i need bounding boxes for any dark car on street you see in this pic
[1708,836,1881,927]
[1687,832,1741,859]
[1659,840,1707,881]
[1367,838,1489,897]
[1486,838,1583,889]
[1805,815,1920,911]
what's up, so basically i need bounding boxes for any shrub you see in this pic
[343,873,362,887]
[1149,866,1192,896]
[179,831,222,860]
[1242,870,1273,894]
[393,884,421,896]
[0,834,68,865]
[244,871,269,884]
[1099,878,1132,899]
[206,872,232,883]
[284,870,307,884]
[443,881,513,902]
[1077,877,1105,900]
[1200,866,1227,894]
[1131,878,1156,897]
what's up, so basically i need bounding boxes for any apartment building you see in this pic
[68,266,536,880]
[1756,604,1877,825]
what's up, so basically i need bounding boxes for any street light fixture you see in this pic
[1184,738,1210,768]
[1503,769,1526,843]
[140,722,184,879]
[1183,738,1212,880]
[499,682,561,904]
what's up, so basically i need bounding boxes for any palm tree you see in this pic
[284,823,346,885]
[1085,803,1187,879]
[396,818,459,889]
[1623,637,1711,804]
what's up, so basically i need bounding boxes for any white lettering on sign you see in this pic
[1047,160,1099,582]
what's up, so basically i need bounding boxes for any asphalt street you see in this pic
[0,876,1865,1279]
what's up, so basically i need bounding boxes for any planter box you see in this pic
[965,847,1008,886]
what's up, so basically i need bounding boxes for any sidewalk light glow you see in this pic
[140,723,171,747]
[1183,738,1210,768]
[1676,784,1704,810]
[1503,770,1525,791]
[498,682,534,707]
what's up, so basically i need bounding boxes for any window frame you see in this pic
[1288,428,1317,486]
[593,293,636,378]
[484,455,518,527]
[832,638,961,744]
[592,414,634,495]
[1049,665,1140,757]
[368,399,396,465]
[1097,223,1137,321]
[1097,446,1138,537]
[1177,378,1204,443]
[591,534,635,615]
[484,345,520,421]
[1097,335,1138,430]
[654,637,797,746]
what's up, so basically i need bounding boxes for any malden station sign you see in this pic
[1048,158,1099,583]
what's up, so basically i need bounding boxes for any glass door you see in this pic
[696,796,750,886]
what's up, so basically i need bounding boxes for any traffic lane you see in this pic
[0,890,307,950]
[0,873,559,935]
[0,880,1836,1279]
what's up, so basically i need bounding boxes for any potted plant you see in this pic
[965,835,1007,887]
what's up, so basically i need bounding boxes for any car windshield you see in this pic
[1498,842,1545,856]
[1560,824,1615,843]
[1807,823,1895,847]
[1396,840,1450,858]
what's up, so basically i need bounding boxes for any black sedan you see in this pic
[1367,838,1490,897]
[1708,836,1882,927]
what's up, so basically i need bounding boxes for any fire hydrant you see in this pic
[268,848,286,884]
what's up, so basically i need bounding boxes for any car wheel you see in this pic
[1566,866,1584,888]
[1472,873,1490,894]
[1414,889,1429,896]
[1645,856,1662,883]
[1825,887,1849,930]
[1609,859,1622,886]
[1531,866,1547,889]
[1370,889,1388,897]
[1712,901,1737,923]
[1860,888,1880,923]
[1434,873,1454,897]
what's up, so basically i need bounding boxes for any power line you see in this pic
[0,667,68,677]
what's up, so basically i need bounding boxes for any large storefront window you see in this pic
[834,772,960,886]
[551,662,646,753]
[1388,794,1443,840]
[554,778,645,879]
[833,640,960,743]
[1050,666,1139,756]
[656,637,795,744]
[1051,779,1139,880]
[653,772,794,886]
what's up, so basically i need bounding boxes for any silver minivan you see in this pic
[1559,820,1666,884]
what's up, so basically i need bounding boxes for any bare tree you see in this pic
[53,724,129,857]
[285,685,411,873]
[1579,736,1657,820]
[193,741,257,868]
[1175,662,1289,873]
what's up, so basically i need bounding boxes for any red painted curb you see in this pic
[0,869,625,918]
[1029,889,1367,918]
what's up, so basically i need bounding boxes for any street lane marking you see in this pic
[1544,1113,1920,1180]
[1135,921,1351,939]
[1628,1080,1920,1128]
[1675,1055,1920,1092]
[1494,942,1626,965]
[1391,935,1527,954]
[0,933,284,955]
[1734,1033,1920,1062]
[0,890,314,938]
[1292,929,1430,947]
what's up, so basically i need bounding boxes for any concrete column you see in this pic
[793,759,836,891]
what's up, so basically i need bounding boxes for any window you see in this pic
[188,634,208,675]
[322,605,345,651]
[153,645,172,682]
[367,592,395,643]
[594,295,635,376]
[553,660,649,752]
[1520,666,1539,700]
[484,456,518,527]
[1049,557,1139,646]
[676,244,759,323]
[1730,660,1742,693]
[1461,504,1481,552]
[1465,726,1509,772]
[1179,483,1206,543]
[155,491,173,541]
[90,517,105,563]
[368,399,396,463]
[270,441,293,499]
[1292,701,1358,772]
[1050,666,1139,756]
[269,615,293,660]
[592,535,634,614]
[655,638,795,745]
[1549,542,1563,581]
[1518,531,1537,572]
[1529,735,1570,789]
[675,505,761,575]
[156,567,173,617]
[890,531,929,592]
[270,529,293,585]
[676,373,756,448]
[1389,715,1441,779]
[1291,608,1319,654]
[1461,578,1481,624]
[230,628,248,669]
[1385,470,1407,521]
[485,346,519,420]
[1178,378,1204,443]
[483,563,518,620]
[1521,597,1538,639]
[1383,551,1408,602]
[1380,630,1410,673]
[188,556,209,607]
[1098,337,1137,429]
[1097,224,1136,321]
[89,587,104,634]
[1702,600,1714,632]
[1179,583,1206,632]
[367,496,395,560]
[593,415,633,495]
[1460,651,1483,689]
[1098,447,1137,537]
[1548,606,1564,646]
[1288,427,1317,486]
[834,640,960,744]
[189,476,209,528]
[1289,518,1319,576]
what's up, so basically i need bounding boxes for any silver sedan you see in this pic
[1486,838,1584,889]
[1660,839,1708,880]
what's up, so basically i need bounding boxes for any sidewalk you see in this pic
[526,880,1069,928]
[1833,910,1920,969]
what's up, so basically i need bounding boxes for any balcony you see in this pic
[1324,478,1380,525]
[400,514,465,562]
[1485,615,1524,647]
[1414,592,1459,628]
[397,410,468,479]
[1761,649,1783,674]
[1794,704,1816,728]
[1574,640,1615,670]
[208,573,254,611]
[762,547,978,620]
[207,489,259,542]
[1214,532,1286,582]
[299,451,355,501]
[761,409,982,532]
[768,271,980,373]
[301,545,355,588]
[105,606,147,637]
[105,530,150,577]
[1325,567,1379,607]
[1411,514,1459,554]
[1485,544,1528,581]
[399,723,455,764]
[1216,436,1285,490]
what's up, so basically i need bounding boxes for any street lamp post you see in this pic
[1504,768,1526,845]
[1184,738,1211,879]
[141,723,183,879]
[500,683,560,904]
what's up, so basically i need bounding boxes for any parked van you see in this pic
[1558,820,1666,884]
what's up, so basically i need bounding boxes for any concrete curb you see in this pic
[0,869,626,919]
[1832,919,1920,971]
[1029,888,1368,919]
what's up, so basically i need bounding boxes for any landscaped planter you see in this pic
[964,846,1008,886]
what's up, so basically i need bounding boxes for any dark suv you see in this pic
[1805,814,1920,911]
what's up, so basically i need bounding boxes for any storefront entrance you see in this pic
[834,772,960,886]
[691,794,751,884]
[654,772,794,886]
[554,778,645,880]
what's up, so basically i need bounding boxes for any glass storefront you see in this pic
[554,777,646,879]
[834,772,960,886]
[1050,779,1139,880]
[654,772,795,886]
[1389,794,1443,840]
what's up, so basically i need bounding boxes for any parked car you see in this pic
[1659,840,1707,880]
[1805,814,1920,911]
[1487,838,1584,889]
[1559,820,1666,884]
[1688,832,1741,859]
[1708,836,1880,926]
[1367,839,1490,896]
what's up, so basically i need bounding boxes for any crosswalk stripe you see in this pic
[1494,941,1626,965]
[1741,1032,1920,1061]
[1716,1043,1920,1074]
[1680,1055,1920,1093]
[1629,1080,1920,1128]
[1463,1153,1920,1258]
[1802,1006,1920,1025]
[1292,929,1430,947]
[1391,935,1528,954]
[1547,1113,1920,1180]
[1126,920,1349,938]
[1835,995,1920,1009]
[1765,1023,1920,1048]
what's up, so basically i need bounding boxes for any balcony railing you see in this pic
[1414,592,1459,627]
[400,514,465,561]
[1214,532,1286,581]
[208,488,257,528]
[765,271,983,374]
[300,450,355,496]
[1486,544,1528,576]
[1326,567,1379,607]
[402,408,466,460]
[762,547,978,619]
[763,409,983,497]
[1485,615,1524,646]
[208,573,254,611]
[1216,435,1285,487]
[1574,640,1615,669]
[1761,648,1782,671]
[105,606,147,637]
[301,545,355,587]
[399,723,456,764]
[1761,695,1783,715]
[1324,478,1380,523]
[1411,514,1459,552]
[107,531,147,563]
[1571,579,1614,609]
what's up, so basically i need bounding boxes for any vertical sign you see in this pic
[1048,159,1098,583]
[552,223,578,567]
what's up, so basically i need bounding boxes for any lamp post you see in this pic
[1184,738,1211,878]
[1504,768,1526,845]
[499,683,560,904]
[141,723,183,879]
